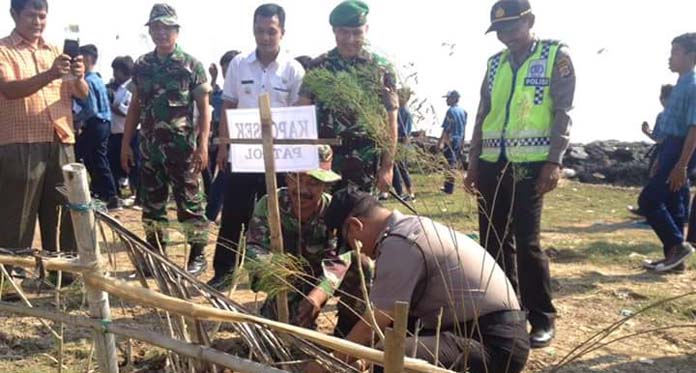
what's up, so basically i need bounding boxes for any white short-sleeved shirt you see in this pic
[110,79,132,134]
[222,50,304,109]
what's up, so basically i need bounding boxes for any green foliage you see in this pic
[302,65,391,152]
[244,253,308,298]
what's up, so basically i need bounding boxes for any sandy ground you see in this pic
[0,181,695,372]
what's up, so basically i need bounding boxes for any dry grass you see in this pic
[0,174,695,372]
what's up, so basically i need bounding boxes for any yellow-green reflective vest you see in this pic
[480,40,561,163]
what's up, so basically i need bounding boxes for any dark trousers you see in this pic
[78,118,116,201]
[688,193,696,243]
[375,310,529,373]
[639,136,696,253]
[477,159,555,329]
[107,133,126,193]
[0,141,76,253]
[392,160,412,196]
[212,172,268,277]
[203,150,226,222]
[128,132,142,203]
[443,143,462,194]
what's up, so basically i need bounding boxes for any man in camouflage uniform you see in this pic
[121,3,211,276]
[246,146,372,337]
[298,0,398,193]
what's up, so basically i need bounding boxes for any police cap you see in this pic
[486,0,532,34]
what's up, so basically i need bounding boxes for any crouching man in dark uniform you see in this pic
[245,146,372,337]
[306,188,529,373]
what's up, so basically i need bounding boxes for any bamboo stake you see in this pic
[0,302,287,373]
[84,274,452,373]
[383,302,409,373]
[62,163,118,373]
[258,93,289,324]
[0,254,96,273]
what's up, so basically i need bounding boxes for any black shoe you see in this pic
[667,262,687,274]
[207,273,234,292]
[10,266,28,279]
[654,243,694,272]
[530,325,555,349]
[186,255,208,277]
[127,266,153,280]
[106,196,123,211]
[642,258,665,270]
[627,205,644,217]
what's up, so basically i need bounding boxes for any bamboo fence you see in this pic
[0,163,450,373]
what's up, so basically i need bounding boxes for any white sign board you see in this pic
[226,105,319,173]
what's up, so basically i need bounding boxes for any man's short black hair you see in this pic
[220,50,241,68]
[325,187,383,231]
[672,33,696,55]
[79,44,98,62]
[660,84,674,101]
[11,0,47,13]
[253,3,285,30]
[111,55,134,76]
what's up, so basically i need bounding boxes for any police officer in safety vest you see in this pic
[464,0,576,348]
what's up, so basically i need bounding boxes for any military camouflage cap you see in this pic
[486,0,532,34]
[329,0,369,27]
[307,145,342,183]
[146,3,180,27]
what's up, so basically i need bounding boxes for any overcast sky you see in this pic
[3,0,695,142]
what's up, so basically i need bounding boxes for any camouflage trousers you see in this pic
[261,251,373,337]
[139,137,208,246]
[332,147,379,193]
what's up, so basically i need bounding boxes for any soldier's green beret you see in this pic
[329,0,369,27]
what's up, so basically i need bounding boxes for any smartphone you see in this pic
[63,39,79,59]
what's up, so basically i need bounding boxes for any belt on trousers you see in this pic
[421,310,528,335]
[454,310,528,334]
[475,309,527,327]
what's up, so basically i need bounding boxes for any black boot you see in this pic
[186,243,207,277]
[530,321,555,349]
[146,228,168,254]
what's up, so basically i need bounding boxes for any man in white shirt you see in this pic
[208,3,305,290]
[107,56,135,202]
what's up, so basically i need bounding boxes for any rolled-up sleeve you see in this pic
[190,60,212,100]
[547,47,576,165]
[370,237,425,311]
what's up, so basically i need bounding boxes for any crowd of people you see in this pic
[1,0,694,372]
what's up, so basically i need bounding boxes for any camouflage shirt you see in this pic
[300,48,399,186]
[132,45,211,143]
[246,187,348,296]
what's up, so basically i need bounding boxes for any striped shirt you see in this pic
[0,30,75,145]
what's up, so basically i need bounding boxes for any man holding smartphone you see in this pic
[0,0,88,262]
